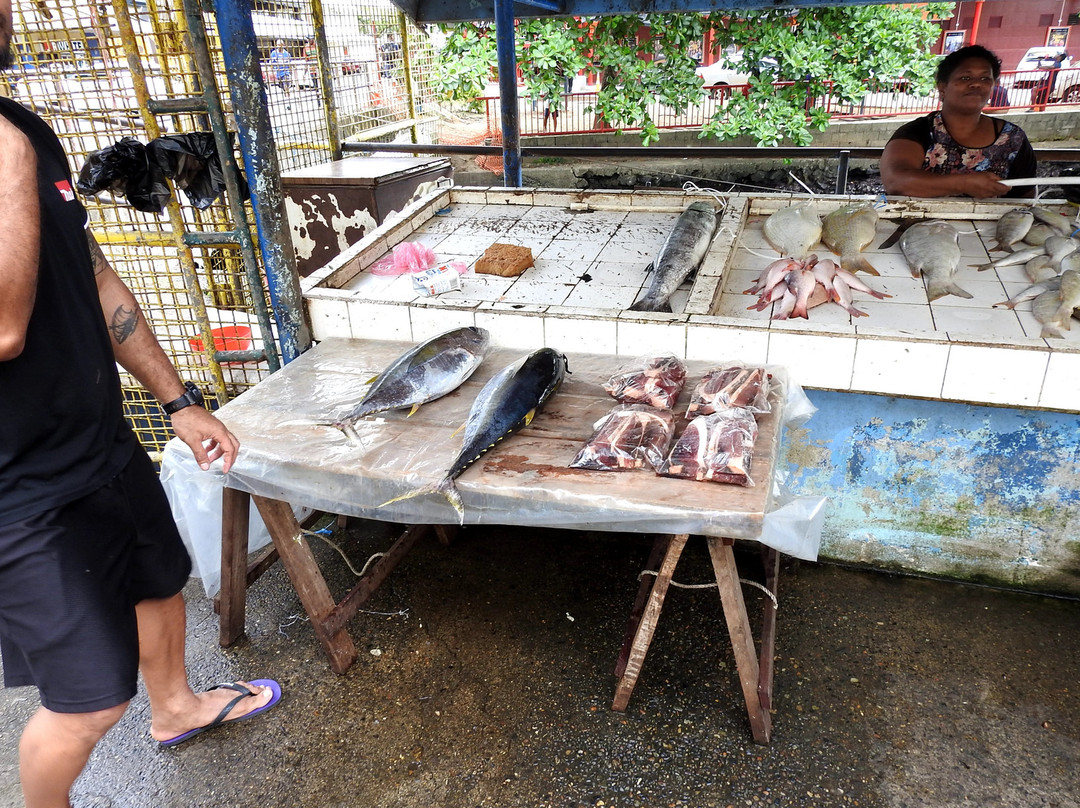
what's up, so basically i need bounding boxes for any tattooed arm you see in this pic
[91,232,239,470]
[0,115,40,360]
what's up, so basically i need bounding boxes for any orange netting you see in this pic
[438,116,503,174]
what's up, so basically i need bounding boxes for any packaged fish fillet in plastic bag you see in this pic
[658,408,758,485]
[685,363,770,417]
[603,355,687,411]
[569,404,675,472]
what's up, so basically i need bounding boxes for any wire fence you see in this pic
[486,68,1080,138]
[0,0,444,456]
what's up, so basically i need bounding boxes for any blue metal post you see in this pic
[493,0,522,187]
[211,0,312,362]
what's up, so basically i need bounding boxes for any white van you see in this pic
[1011,46,1071,88]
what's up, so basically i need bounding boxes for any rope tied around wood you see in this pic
[638,568,778,610]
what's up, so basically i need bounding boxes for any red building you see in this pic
[941,0,1080,69]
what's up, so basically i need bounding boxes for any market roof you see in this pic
[387,0,899,24]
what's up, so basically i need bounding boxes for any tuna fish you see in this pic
[380,348,569,521]
[763,200,822,260]
[900,221,973,302]
[337,327,491,426]
[629,201,721,313]
[992,208,1034,252]
[822,203,881,275]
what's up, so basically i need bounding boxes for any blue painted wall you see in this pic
[782,390,1080,595]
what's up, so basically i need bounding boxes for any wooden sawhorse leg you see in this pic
[707,536,772,744]
[218,488,431,675]
[612,533,689,711]
[612,534,778,744]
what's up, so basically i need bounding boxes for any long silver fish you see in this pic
[337,327,491,425]
[381,348,569,521]
[993,276,1061,310]
[629,201,721,313]
[763,200,822,260]
[900,221,973,302]
[977,245,1045,272]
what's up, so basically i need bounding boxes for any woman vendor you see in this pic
[880,45,1036,199]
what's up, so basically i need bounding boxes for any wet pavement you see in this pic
[1,520,1079,808]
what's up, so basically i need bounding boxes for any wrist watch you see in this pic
[162,381,205,415]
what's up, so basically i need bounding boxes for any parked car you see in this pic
[998,46,1080,103]
[1008,46,1071,89]
[696,50,779,98]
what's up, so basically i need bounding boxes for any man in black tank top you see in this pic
[0,4,281,805]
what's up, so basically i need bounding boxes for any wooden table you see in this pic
[214,338,786,743]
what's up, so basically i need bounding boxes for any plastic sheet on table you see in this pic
[161,339,827,594]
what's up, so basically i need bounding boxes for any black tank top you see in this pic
[0,97,135,525]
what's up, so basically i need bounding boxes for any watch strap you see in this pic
[162,381,204,415]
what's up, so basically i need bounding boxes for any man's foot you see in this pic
[151,679,281,747]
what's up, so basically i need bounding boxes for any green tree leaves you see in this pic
[431,5,953,145]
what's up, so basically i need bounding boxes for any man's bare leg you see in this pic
[136,592,272,742]
[20,702,127,808]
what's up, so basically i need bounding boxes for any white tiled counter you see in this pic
[302,187,1080,413]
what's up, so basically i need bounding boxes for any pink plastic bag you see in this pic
[369,242,469,278]
[369,241,438,276]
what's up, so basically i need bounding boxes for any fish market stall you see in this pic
[299,187,1080,595]
[163,336,821,744]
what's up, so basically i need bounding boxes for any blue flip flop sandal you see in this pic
[158,679,282,748]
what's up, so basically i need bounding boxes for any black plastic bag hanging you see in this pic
[147,132,247,210]
[76,137,171,214]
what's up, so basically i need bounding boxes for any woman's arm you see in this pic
[880,137,1011,199]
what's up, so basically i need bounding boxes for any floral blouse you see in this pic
[888,112,1037,196]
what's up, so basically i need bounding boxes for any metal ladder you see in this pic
[110,0,281,407]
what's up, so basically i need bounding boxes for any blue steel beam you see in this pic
[212,0,312,363]
[494,0,522,187]
[388,0,897,23]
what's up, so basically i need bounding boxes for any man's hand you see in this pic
[170,407,240,472]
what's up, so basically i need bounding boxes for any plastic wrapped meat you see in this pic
[686,364,770,417]
[569,405,676,471]
[658,409,758,485]
[603,355,687,410]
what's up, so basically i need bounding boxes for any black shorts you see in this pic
[0,449,192,713]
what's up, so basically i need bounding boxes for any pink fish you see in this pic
[772,284,798,320]
[834,268,890,299]
[789,267,818,319]
[831,273,869,317]
[811,258,839,302]
[744,257,799,296]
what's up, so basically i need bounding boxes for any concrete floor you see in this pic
[1,521,1078,808]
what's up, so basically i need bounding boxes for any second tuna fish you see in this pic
[381,347,569,521]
